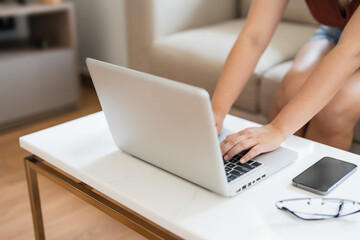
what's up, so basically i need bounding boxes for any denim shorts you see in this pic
[309,25,343,45]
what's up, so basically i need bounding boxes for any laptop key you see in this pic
[227,163,236,168]
[225,167,232,172]
[234,166,248,173]
[252,162,262,167]
[229,169,242,177]
[229,158,238,163]
[227,175,237,182]
[241,163,255,170]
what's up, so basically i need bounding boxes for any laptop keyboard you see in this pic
[224,151,262,182]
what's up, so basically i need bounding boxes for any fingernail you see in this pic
[224,155,228,160]
[240,158,245,163]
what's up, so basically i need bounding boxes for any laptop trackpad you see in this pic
[218,128,234,143]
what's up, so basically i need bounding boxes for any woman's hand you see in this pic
[220,123,286,163]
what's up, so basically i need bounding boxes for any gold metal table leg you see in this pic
[24,156,182,240]
[24,156,45,240]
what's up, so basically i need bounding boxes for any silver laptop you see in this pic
[86,58,298,197]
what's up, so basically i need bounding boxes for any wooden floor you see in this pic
[0,85,146,240]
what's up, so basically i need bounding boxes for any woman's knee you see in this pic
[272,41,332,114]
[273,69,308,111]
[311,99,355,137]
[308,69,360,140]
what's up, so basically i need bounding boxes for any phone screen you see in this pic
[293,157,357,195]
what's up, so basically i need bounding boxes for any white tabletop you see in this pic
[20,112,360,240]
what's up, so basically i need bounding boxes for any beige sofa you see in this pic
[125,0,360,144]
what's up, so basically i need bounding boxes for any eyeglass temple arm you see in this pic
[335,201,345,218]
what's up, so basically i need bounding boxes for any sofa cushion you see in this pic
[260,61,360,143]
[149,18,317,112]
[259,61,292,117]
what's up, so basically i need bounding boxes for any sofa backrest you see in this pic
[126,0,237,71]
[239,0,317,25]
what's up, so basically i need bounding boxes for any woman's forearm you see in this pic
[272,44,360,138]
[211,0,288,120]
[273,6,360,138]
[211,35,267,118]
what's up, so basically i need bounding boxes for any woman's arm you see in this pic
[271,6,360,137]
[221,6,360,163]
[211,0,289,133]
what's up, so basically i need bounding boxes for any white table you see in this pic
[20,112,360,240]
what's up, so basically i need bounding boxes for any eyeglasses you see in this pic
[276,198,360,220]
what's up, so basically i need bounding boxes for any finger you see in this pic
[221,138,237,159]
[224,139,257,160]
[220,134,248,158]
[240,145,262,163]
[220,130,249,149]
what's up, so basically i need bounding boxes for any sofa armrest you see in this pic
[126,0,237,71]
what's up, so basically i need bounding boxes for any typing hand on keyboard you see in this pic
[223,151,262,182]
[220,124,285,164]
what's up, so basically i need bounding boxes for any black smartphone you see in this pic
[292,157,357,195]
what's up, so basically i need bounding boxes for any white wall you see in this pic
[66,0,128,73]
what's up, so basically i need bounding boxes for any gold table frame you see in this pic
[24,156,182,240]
